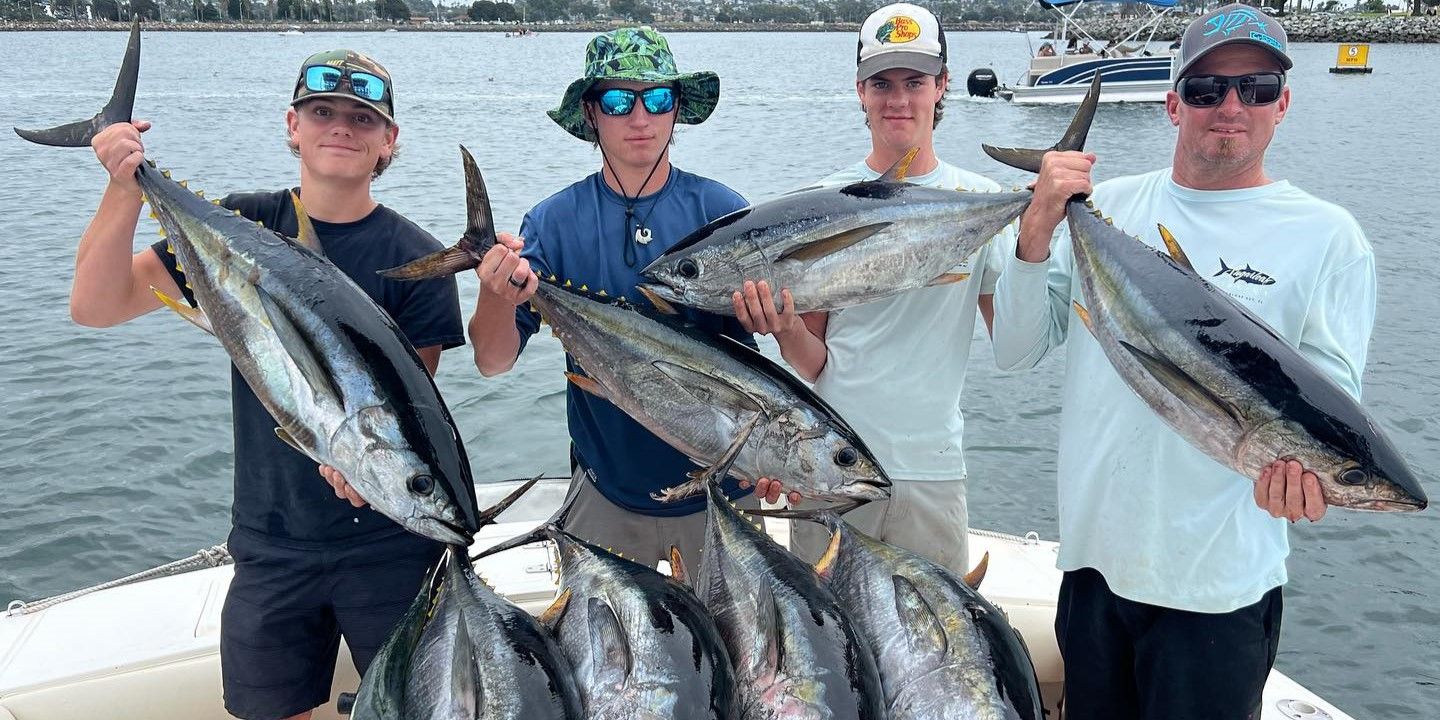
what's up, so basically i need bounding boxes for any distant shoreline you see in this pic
[3,15,1438,42]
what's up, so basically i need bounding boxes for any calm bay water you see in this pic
[0,29,1436,717]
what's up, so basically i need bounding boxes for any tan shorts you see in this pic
[789,478,970,576]
[561,467,760,572]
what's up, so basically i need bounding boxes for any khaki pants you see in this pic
[790,478,970,576]
[562,467,760,573]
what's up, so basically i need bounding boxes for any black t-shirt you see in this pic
[151,189,465,544]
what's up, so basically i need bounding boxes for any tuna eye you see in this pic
[1338,468,1367,486]
[834,447,859,467]
[678,259,700,279]
[408,474,435,495]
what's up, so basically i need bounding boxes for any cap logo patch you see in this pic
[1249,30,1283,51]
[876,16,921,44]
[1203,7,1264,37]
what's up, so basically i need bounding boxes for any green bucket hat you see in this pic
[549,27,720,142]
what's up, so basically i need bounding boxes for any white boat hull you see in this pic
[1002,78,1172,105]
[0,479,1353,720]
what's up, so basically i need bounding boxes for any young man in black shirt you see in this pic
[71,50,462,720]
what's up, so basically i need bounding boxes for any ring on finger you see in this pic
[507,275,526,288]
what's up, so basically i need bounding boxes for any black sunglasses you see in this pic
[1177,72,1285,108]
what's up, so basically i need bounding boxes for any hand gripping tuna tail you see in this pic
[379,145,498,280]
[980,73,1102,175]
[15,17,140,147]
[470,473,585,562]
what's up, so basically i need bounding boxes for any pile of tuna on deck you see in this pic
[17,19,1426,720]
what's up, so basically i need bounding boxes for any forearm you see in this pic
[469,294,522,376]
[775,325,827,382]
[991,253,1066,371]
[71,181,151,327]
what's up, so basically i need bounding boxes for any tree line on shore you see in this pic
[4,0,1435,27]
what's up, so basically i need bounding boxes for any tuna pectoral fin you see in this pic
[273,427,319,461]
[539,588,573,628]
[288,192,324,257]
[1156,224,1195,273]
[755,582,785,676]
[652,361,764,414]
[964,551,990,591]
[565,371,612,401]
[451,619,483,718]
[14,18,139,147]
[152,287,213,335]
[893,575,948,667]
[653,413,765,503]
[776,223,892,263]
[668,545,689,584]
[982,74,1101,174]
[1118,340,1246,433]
[589,598,634,689]
[928,272,971,287]
[878,147,920,183]
[255,286,342,405]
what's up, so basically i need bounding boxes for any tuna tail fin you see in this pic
[651,412,766,504]
[379,144,498,280]
[980,73,1102,174]
[1213,257,1232,277]
[469,475,554,561]
[15,17,140,147]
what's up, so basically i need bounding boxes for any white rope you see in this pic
[6,544,232,617]
[968,528,1045,546]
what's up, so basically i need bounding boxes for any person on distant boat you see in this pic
[71,50,462,720]
[466,28,761,570]
[743,2,1018,576]
[1038,42,1057,57]
[993,6,1372,718]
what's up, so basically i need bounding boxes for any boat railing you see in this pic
[5,544,233,617]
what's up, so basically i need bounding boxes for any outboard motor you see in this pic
[967,68,998,98]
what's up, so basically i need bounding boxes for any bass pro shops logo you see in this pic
[876,16,922,44]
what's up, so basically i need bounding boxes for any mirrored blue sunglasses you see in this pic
[588,87,677,117]
[303,65,389,103]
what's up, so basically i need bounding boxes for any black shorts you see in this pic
[1055,567,1283,720]
[219,526,444,720]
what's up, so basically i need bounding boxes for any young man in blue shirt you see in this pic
[468,28,757,568]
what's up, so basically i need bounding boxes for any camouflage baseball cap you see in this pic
[291,49,396,122]
[549,27,719,142]
[1174,3,1293,83]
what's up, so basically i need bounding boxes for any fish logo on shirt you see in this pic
[1213,258,1275,285]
